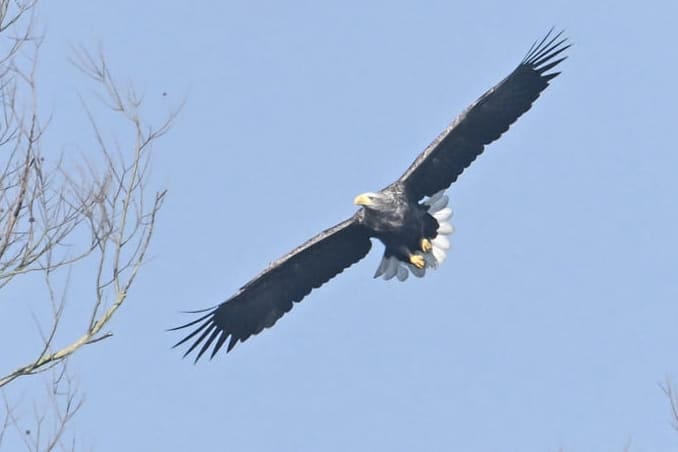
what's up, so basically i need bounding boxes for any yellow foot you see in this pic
[420,238,432,252]
[409,254,425,269]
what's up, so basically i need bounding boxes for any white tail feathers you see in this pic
[374,190,454,281]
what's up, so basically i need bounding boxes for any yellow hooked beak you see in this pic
[354,193,373,206]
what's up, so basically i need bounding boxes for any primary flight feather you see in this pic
[172,30,570,361]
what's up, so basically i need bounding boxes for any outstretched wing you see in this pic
[172,214,372,361]
[397,30,570,201]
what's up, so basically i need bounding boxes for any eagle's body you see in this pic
[358,187,438,261]
[173,30,570,361]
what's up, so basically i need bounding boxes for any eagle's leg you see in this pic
[409,254,426,269]
[420,238,432,253]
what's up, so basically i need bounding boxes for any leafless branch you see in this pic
[660,378,678,433]
[0,0,176,388]
[0,47,174,386]
[1,363,84,452]
[0,0,175,450]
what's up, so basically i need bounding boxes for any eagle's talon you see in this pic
[409,254,426,269]
[421,238,433,252]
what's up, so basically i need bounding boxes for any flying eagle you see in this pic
[173,30,569,361]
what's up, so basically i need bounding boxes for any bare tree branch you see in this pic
[1,364,84,452]
[660,378,678,433]
[0,1,176,450]
[0,46,174,386]
[0,3,176,451]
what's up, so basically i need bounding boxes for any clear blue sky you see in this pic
[3,0,678,450]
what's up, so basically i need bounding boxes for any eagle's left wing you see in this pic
[397,30,569,201]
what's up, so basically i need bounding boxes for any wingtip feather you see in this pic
[522,29,570,69]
